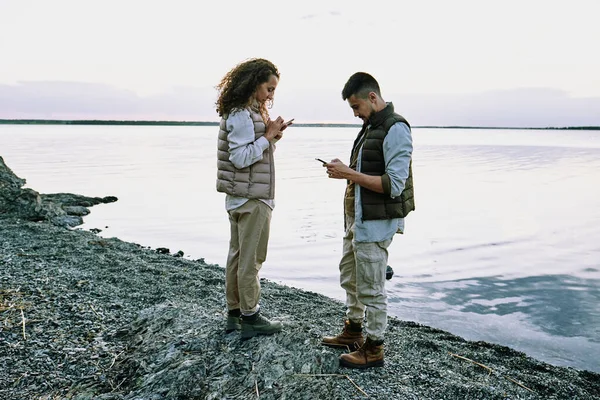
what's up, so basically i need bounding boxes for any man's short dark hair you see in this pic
[342,72,381,100]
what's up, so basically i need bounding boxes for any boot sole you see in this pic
[321,341,362,351]
[339,358,384,369]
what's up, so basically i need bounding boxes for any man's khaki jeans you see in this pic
[339,215,392,341]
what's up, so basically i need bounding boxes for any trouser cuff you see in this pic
[228,308,241,317]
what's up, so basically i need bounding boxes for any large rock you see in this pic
[0,156,26,210]
[0,156,117,227]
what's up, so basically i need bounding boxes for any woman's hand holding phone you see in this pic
[266,117,285,142]
[281,118,294,131]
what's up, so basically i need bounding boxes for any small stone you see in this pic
[301,363,311,374]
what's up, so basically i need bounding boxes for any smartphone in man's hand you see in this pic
[315,158,327,164]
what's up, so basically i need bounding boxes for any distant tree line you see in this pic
[0,119,363,128]
[0,119,598,130]
[0,119,219,126]
[418,125,600,130]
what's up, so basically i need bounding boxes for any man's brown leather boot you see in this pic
[339,337,384,369]
[321,320,365,351]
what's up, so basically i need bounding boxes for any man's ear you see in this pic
[368,91,378,103]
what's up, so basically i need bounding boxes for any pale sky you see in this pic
[1,0,599,126]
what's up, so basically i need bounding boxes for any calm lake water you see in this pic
[1,124,599,372]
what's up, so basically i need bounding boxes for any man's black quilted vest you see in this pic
[350,102,415,220]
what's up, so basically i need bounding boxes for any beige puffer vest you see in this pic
[216,107,275,199]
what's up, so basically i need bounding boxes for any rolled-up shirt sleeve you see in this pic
[226,109,270,169]
[381,122,413,198]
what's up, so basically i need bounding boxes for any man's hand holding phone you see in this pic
[325,158,349,179]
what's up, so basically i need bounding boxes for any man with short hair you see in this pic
[321,72,415,368]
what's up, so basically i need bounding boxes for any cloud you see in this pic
[396,88,600,128]
[1,81,599,127]
[0,81,218,121]
[299,10,341,20]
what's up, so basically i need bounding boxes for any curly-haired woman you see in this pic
[215,58,291,339]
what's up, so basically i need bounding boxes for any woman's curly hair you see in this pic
[215,58,280,121]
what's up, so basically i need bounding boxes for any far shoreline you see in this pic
[1,118,599,130]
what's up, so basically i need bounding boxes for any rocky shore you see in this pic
[1,156,599,400]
